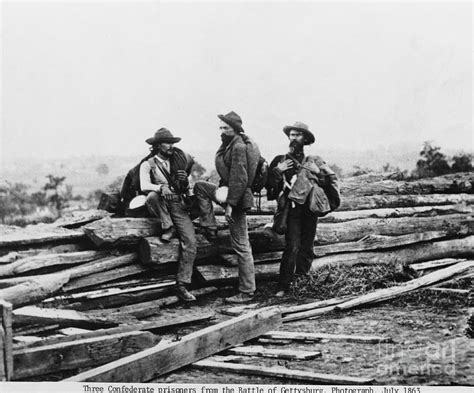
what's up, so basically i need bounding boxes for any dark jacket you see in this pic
[215,134,260,210]
[266,153,341,213]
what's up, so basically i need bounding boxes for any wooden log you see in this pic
[410,258,462,272]
[63,264,151,292]
[104,287,219,319]
[196,264,279,283]
[13,331,160,379]
[13,306,120,328]
[336,260,474,311]
[0,251,107,277]
[52,209,111,229]
[192,360,374,384]
[311,237,474,270]
[281,295,357,315]
[141,214,473,263]
[0,301,13,381]
[16,312,214,350]
[424,288,469,295]
[340,172,473,197]
[83,217,161,246]
[0,273,70,308]
[64,307,282,382]
[15,312,215,349]
[227,345,322,360]
[260,330,393,343]
[0,225,85,249]
[313,231,452,257]
[339,193,474,211]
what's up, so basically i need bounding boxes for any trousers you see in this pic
[194,181,256,294]
[146,191,197,284]
[279,201,318,289]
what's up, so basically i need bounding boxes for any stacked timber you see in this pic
[0,172,472,381]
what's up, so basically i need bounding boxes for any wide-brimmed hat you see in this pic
[218,111,244,133]
[146,128,181,145]
[283,122,315,145]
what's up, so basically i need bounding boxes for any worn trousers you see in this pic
[279,202,318,290]
[146,191,197,284]
[194,181,256,294]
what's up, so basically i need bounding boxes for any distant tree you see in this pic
[349,166,371,177]
[382,163,401,173]
[451,153,473,173]
[96,163,110,176]
[415,142,450,178]
[0,182,32,223]
[43,174,69,217]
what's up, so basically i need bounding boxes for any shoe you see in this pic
[275,290,287,298]
[161,228,175,242]
[174,284,196,302]
[225,292,254,304]
[202,227,218,241]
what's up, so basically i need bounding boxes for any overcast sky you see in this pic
[1,1,472,166]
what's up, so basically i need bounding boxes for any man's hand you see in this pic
[276,159,294,173]
[225,204,234,224]
[175,170,188,181]
[161,185,174,201]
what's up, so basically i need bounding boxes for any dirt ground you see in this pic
[149,284,473,386]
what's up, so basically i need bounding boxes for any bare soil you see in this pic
[150,284,473,386]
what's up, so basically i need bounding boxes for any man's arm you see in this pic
[226,143,248,206]
[266,155,285,200]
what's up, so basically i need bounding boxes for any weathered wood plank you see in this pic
[311,237,474,270]
[0,273,70,308]
[83,217,161,246]
[13,331,160,379]
[63,264,150,292]
[340,172,473,197]
[260,330,393,343]
[227,345,322,360]
[104,287,219,319]
[0,225,85,248]
[64,307,282,382]
[336,260,474,311]
[0,300,13,381]
[281,295,357,315]
[410,258,463,272]
[196,263,278,283]
[338,193,474,211]
[15,312,215,349]
[52,209,111,229]
[0,251,107,277]
[13,306,120,328]
[192,359,375,384]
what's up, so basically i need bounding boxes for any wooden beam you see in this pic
[52,209,111,229]
[192,359,375,384]
[83,217,161,246]
[13,331,160,379]
[227,345,322,360]
[410,258,463,272]
[0,300,13,381]
[311,237,474,270]
[0,273,70,308]
[196,263,278,283]
[260,331,393,344]
[0,225,85,249]
[336,260,474,311]
[281,295,357,315]
[15,312,215,349]
[0,251,107,277]
[64,307,282,382]
[13,306,121,328]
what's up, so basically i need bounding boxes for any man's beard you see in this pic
[289,140,304,155]
[220,133,234,145]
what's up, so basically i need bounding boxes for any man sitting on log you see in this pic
[266,122,341,297]
[140,128,198,302]
[193,111,260,303]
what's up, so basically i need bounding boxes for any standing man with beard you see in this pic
[266,122,340,297]
[140,127,198,302]
[194,111,260,303]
